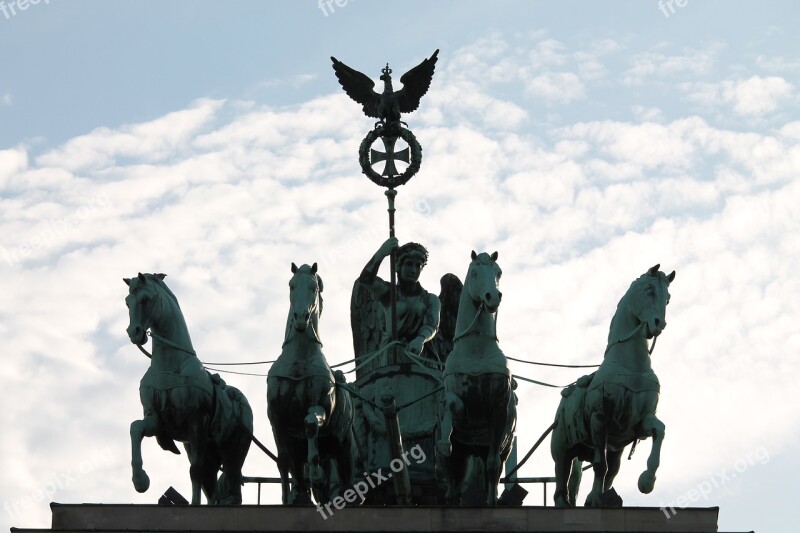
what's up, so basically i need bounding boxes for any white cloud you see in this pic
[684,75,794,117]
[623,44,721,85]
[756,55,800,73]
[729,76,794,115]
[525,72,585,103]
[0,147,28,188]
[631,105,665,123]
[36,99,225,171]
[1,91,11,106]
[528,38,569,70]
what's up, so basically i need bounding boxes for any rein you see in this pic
[132,283,196,358]
[452,302,499,343]
[136,331,197,358]
[603,322,658,356]
[282,304,323,348]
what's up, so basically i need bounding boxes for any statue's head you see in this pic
[396,242,428,284]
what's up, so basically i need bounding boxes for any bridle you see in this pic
[284,274,323,347]
[603,279,667,356]
[603,322,658,356]
[132,280,196,358]
[452,270,501,343]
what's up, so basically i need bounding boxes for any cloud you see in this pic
[525,71,585,103]
[623,44,721,85]
[0,147,28,188]
[445,33,621,105]
[1,91,11,106]
[684,75,794,117]
[35,99,225,172]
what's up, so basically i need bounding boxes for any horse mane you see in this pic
[146,274,181,308]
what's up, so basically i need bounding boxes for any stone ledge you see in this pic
[32,503,726,532]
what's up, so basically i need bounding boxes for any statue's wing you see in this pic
[331,56,381,119]
[395,49,439,113]
[350,279,385,373]
[432,273,462,361]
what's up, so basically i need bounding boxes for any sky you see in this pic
[1,1,799,532]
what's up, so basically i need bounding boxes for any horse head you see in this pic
[288,262,323,334]
[123,272,167,345]
[466,250,503,312]
[624,264,675,339]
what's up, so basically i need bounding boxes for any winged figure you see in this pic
[331,49,439,130]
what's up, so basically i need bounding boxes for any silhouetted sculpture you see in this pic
[124,273,252,505]
[267,263,359,505]
[332,50,438,136]
[437,251,517,506]
[551,265,675,507]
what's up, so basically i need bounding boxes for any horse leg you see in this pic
[186,419,210,505]
[275,440,292,505]
[305,406,326,502]
[186,442,218,504]
[336,434,355,503]
[567,457,582,506]
[586,411,608,507]
[437,390,463,504]
[551,438,573,508]
[550,418,573,507]
[604,448,623,493]
[218,430,250,505]
[130,413,158,493]
[638,413,665,494]
[449,445,470,506]
[485,392,510,506]
[291,445,313,505]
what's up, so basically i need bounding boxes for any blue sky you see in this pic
[2,1,799,532]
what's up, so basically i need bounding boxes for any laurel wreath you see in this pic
[359,126,422,188]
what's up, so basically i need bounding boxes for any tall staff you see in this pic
[331,51,438,350]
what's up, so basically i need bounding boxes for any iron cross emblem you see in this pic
[370,136,410,178]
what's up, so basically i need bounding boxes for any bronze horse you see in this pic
[267,263,359,505]
[437,251,517,505]
[551,265,675,507]
[124,273,253,505]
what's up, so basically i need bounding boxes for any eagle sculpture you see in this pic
[331,49,439,133]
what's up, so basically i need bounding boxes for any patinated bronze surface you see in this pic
[550,265,675,507]
[124,273,252,505]
[437,251,517,506]
[267,263,358,506]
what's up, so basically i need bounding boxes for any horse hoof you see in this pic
[638,471,656,494]
[554,496,571,508]
[291,491,313,506]
[553,492,572,508]
[132,470,150,493]
[584,492,601,507]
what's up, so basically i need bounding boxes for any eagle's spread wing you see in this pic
[331,56,381,119]
[395,49,439,114]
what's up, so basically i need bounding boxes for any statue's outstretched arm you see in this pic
[359,237,398,292]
